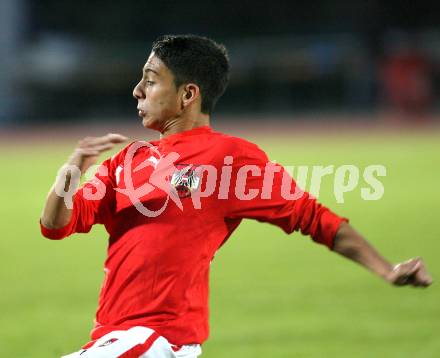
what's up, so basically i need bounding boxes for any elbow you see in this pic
[39,219,70,240]
[332,222,363,259]
[333,238,361,260]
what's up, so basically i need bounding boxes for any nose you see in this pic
[133,81,144,100]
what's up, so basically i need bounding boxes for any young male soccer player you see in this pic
[40,35,433,358]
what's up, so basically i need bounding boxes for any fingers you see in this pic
[414,259,433,287]
[79,133,128,147]
[77,133,128,155]
[390,257,433,288]
[69,133,128,172]
[105,133,129,144]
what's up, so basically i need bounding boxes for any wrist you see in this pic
[67,151,85,172]
[378,262,395,282]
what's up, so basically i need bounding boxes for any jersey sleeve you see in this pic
[40,157,118,240]
[224,142,348,250]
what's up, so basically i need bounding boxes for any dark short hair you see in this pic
[152,34,230,114]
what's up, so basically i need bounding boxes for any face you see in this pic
[133,52,182,131]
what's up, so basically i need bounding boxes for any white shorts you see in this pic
[61,326,202,358]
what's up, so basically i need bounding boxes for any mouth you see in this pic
[137,109,146,117]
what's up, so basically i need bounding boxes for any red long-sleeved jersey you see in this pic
[41,126,347,346]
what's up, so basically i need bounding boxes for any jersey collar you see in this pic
[159,125,213,145]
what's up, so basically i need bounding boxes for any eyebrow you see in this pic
[143,68,159,76]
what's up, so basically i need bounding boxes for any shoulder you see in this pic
[211,130,269,162]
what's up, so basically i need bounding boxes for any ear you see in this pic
[180,83,201,109]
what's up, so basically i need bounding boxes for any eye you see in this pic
[146,80,155,86]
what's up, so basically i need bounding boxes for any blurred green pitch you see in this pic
[0,129,439,358]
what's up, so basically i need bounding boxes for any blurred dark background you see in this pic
[1,0,440,124]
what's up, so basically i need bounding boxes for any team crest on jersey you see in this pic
[170,164,201,198]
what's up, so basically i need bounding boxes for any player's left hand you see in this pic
[385,257,433,287]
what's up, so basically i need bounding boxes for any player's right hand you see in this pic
[386,257,433,287]
[68,133,128,173]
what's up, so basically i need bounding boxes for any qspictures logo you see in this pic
[55,141,386,218]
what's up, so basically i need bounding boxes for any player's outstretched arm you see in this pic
[333,222,433,287]
[40,133,127,230]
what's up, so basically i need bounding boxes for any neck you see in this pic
[160,113,210,139]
